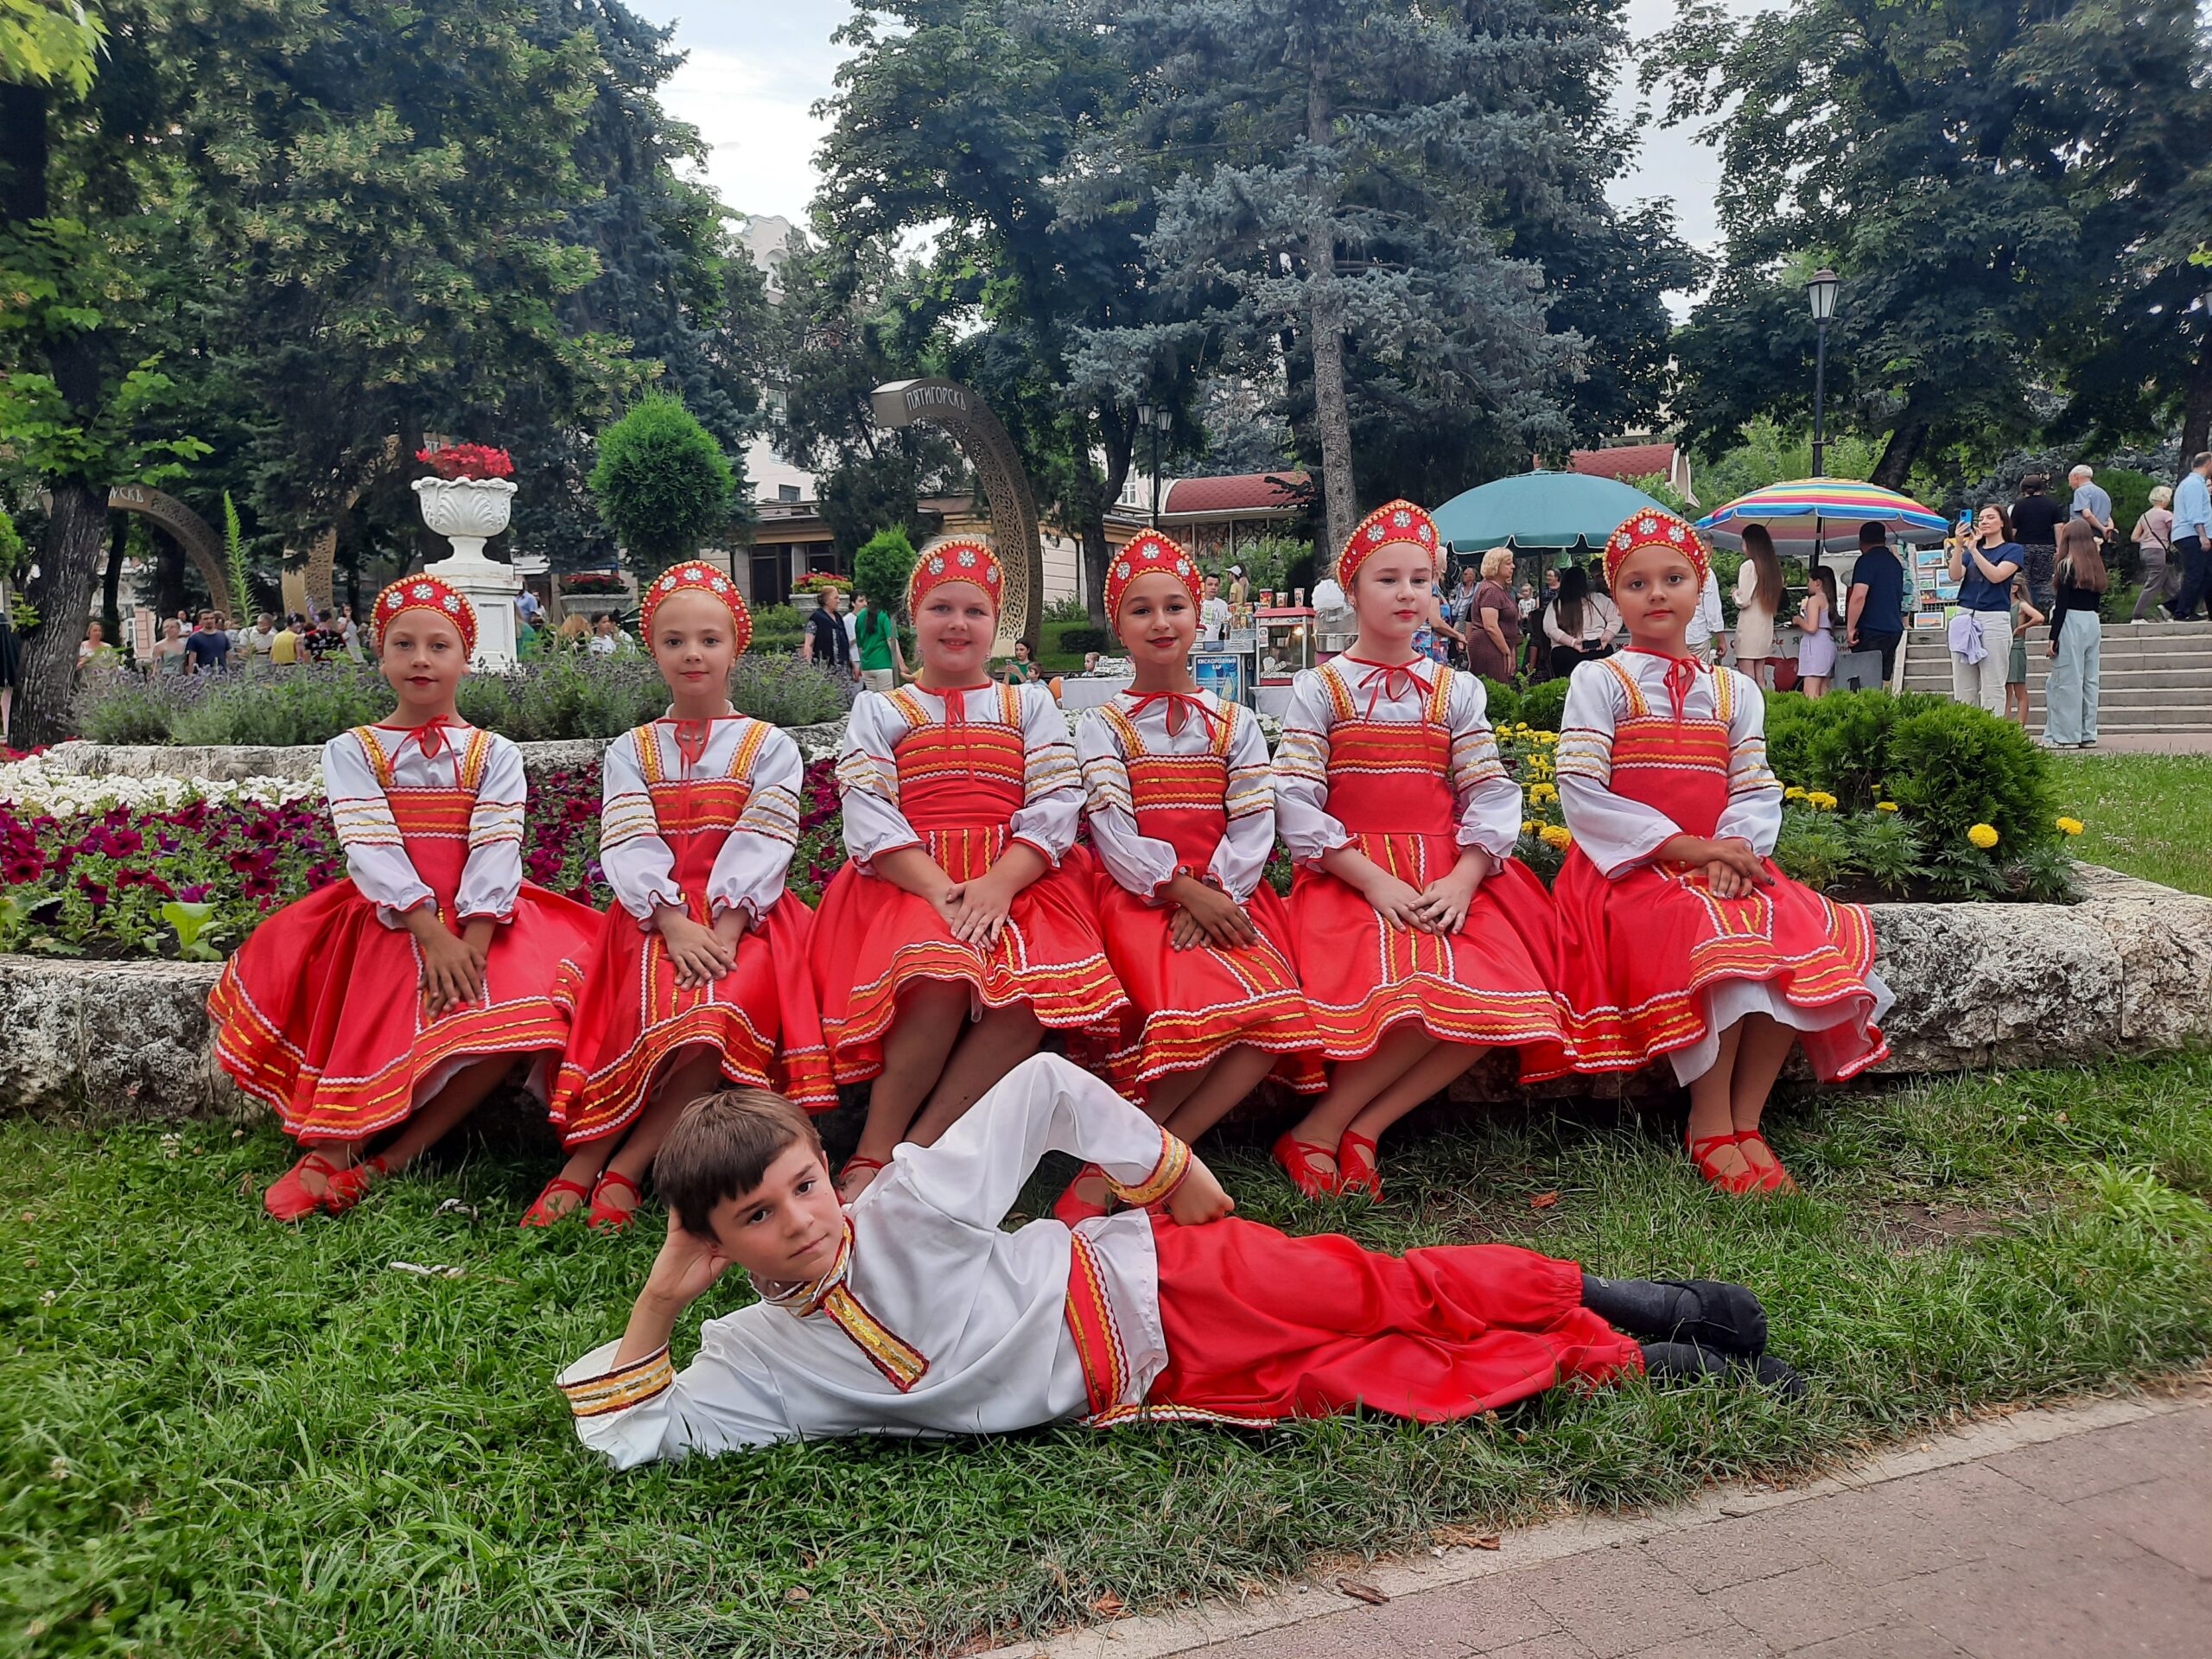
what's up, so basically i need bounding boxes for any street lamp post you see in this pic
[1136,402,1172,527]
[1806,268,1840,477]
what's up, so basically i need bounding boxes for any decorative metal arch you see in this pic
[870,378,1042,650]
[39,486,233,610]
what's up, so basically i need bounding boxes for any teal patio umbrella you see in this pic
[1430,471,1671,558]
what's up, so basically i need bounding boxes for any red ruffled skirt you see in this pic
[810,847,1128,1085]
[1553,849,1889,1079]
[210,880,598,1142]
[551,894,836,1144]
[1287,832,1574,1078]
[1147,1216,1641,1422]
[1097,880,1325,1097]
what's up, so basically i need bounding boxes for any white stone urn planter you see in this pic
[412,475,522,668]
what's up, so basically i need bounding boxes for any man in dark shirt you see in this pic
[2009,475,2066,610]
[1845,523,1906,683]
[183,610,231,676]
[803,586,857,681]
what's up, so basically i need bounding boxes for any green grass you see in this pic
[2051,753,2212,896]
[6,1052,2212,1656]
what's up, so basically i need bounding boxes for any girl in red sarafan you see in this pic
[531,561,835,1230]
[1553,508,1891,1196]
[210,575,600,1220]
[1059,529,1324,1223]
[810,537,1128,1199]
[1270,501,1573,1201]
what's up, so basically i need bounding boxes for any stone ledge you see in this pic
[7,871,2209,1126]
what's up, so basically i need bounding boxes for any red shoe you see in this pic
[586,1168,643,1230]
[264,1152,340,1222]
[520,1176,591,1227]
[1686,1131,1764,1197]
[1734,1131,1798,1194]
[1052,1165,1112,1225]
[837,1154,888,1203]
[321,1155,390,1216]
[1336,1131,1383,1201]
[1272,1131,1342,1198]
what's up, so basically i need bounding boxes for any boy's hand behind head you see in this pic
[643,1210,735,1312]
[1163,1154,1235,1227]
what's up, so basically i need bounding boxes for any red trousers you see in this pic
[1149,1217,1642,1422]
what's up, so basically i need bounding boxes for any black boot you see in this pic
[1582,1274,1768,1357]
[1638,1340,1808,1400]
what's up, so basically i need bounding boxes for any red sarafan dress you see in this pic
[1076,690,1323,1098]
[209,722,599,1141]
[1552,652,1891,1082]
[551,715,835,1143]
[810,680,1128,1084]
[1273,656,1573,1077]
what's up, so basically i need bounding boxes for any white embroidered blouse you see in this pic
[321,721,524,927]
[1553,655,1783,878]
[1076,690,1274,902]
[1272,658,1522,864]
[596,712,803,928]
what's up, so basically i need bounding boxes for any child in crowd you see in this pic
[211,576,600,1219]
[1270,501,1573,1200]
[1793,567,1840,698]
[556,1053,1797,1467]
[1064,531,1323,1221]
[2005,577,2045,728]
[534,562,835,1230]
[811,538,1127,1199]
[1554,509,1891,1196]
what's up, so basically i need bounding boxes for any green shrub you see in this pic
[1042,593,1089,624]
[1057,626,1114,655]
[588,391,735,563]
[1519,677,1567,732]
[1770,689,1945,810]
[853,526,918,616]
[1480,676,1520,726]
[169,665,394,747]
[73,671,187,744]
[1886,701,2060,854]
[1841,809,1930,897]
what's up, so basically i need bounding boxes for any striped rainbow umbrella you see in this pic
[1696,478,1951,561]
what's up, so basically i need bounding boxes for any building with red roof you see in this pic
[1569,442,1695,507]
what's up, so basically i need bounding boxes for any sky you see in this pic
[628,0,1746,283]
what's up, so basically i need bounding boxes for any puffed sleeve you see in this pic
[557,1316,791,1469]
[1554,664,1685,878]
[1007,683,1080,866]
[1446,671,1521,860]
[1713,671,1783,855]
[322,731,434,927]
[882,1053,1191,1234]
[1212,704,1275,901]
[454,735,525,924]
[1077,707,1178,899]
[597,730,683,925]
[708,723,802,921]
[835,692,924,868]
[1273,668,1349,865]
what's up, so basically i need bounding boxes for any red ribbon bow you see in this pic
[671,719,713,774]
[1354,658,1433,719]
[1125,690,1217,741]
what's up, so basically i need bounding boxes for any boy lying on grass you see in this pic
[559,1055,1799,1465]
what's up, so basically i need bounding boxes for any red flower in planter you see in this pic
[4,849,45,884]
[239,872,278,899]
[416,442,515,480]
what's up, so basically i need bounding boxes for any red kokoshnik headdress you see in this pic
[1104,528,1202,616]
[1603,506,1712,588]
[1338,499,1441,587]
[372,574,478,656]
[640,558,753,655]
[906,537,1004,613]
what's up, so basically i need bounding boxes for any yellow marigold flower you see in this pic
[1875,800,1900,812]
[1540,824,1573,849]
[1783,785,1807,800]
[2056,816,2083,836]
[1807,791,1838,811]
[1967,823,1999,849]
[1522,819,1537,836]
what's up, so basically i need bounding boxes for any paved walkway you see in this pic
[993,1388,2211,1659]
[2052,734,2212,755]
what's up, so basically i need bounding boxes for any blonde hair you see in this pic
[1480,548,1514,583]
[2151,485,2173,508]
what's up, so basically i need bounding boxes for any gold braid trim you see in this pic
[1103,1128,1192,1207]
[559,1344,675,1419]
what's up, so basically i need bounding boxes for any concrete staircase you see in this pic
[1899,620,2212,738]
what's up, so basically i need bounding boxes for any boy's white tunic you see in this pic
[558,1055,1185,1467]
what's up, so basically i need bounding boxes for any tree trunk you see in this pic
[1304,48,1356,559]
[15,478,107,746]
[1082,416,1135,626]
[101,512,127,639]
[2181,337,2211,469]
[153,526,187,618]
[1870,411,1931,493]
